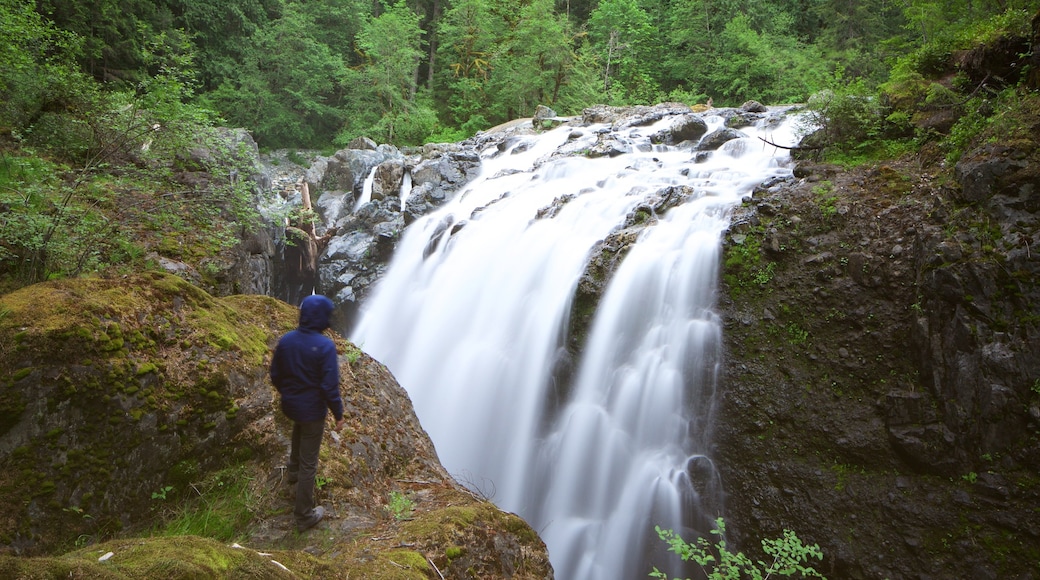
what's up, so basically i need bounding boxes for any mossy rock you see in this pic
[0,273,297,553]
[0,273,554,577]
[0,535,303,579]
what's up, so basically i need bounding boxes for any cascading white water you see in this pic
[353,166,378,211]
[352,109,801,579]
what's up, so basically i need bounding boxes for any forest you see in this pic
[4,0,1036,149]
[1,0,1038,288]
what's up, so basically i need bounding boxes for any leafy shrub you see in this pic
[801,74,884,151]
[650,518,826,580]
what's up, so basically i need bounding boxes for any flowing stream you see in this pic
[351,109,801,579]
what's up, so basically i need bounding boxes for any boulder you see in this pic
[697,128,746,151]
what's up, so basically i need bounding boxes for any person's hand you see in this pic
[335,417,345,431]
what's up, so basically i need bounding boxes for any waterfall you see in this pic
[351,108,801,579]
[353,166,378,211]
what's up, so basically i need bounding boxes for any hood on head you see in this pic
[298,295,334,332]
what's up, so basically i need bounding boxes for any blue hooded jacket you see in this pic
[270,295,344,423]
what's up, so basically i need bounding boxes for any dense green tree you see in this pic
[164,0,282,91]
[587,0,657,103]
[202,6,349,147]
[1,0,90,132]
[34,0,171,83]
[16,0,1036,149]
[348,0,432,144]
[287,0,367,58]
[486,0,588,119]
[704,13,829,105]
[434,0,500,127]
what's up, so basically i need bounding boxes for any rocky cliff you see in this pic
[713,118,1039,577]
[0,273,552,578]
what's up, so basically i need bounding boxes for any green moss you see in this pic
[101,337,125,352]
[388,550,430,570]
[348,550,430,579]
[35,480,56,496]
[11,367,33,381]
[0,536,290,578]
[502,512,539,544]
[723,224,777,295]
[136,362,158,376]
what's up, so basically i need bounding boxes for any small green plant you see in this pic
[962,472,978,484]
[830,463,856,491]
[63,505,92,520]
[287,150,310,167]
[345,343,363,364]
[650,517,825,579]
[812,181,840,219]
[752,262,778,286]
[385,490,414,521]
[785,323,810,345]
[1031,379,1040,396]
[151,485,174,501]
[315,475,332,490]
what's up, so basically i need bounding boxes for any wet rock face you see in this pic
[711,151,1040,579]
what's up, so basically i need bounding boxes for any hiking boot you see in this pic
[297,505,325,532]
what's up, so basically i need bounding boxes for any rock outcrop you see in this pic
[0,273,553,578]
[712,144,1039,578]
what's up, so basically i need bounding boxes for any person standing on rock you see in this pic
[270,294,345,532]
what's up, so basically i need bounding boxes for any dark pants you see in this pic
[288,419,324,525]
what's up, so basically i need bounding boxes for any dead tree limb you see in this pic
[758,136,820,151]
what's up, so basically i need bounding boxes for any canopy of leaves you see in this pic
[4,0,1038,148]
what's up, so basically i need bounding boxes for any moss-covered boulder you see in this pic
[0,272,553,578]
[0,272,279,552]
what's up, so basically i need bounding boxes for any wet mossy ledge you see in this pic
[0,272,552,578]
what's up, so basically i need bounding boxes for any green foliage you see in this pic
[724,227,777,294]
[0,0,93,133]
[204,7,349,148]
[156,466,255,541]
[802,73,883,150]
[166,0,281,92]
[943,87,1035,164]
[385,490,415,521]
[151,485,175,501]
[588,0,657,103]
[650,518,826,580]
[7,0,1037,167]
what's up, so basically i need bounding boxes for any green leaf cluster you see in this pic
[650,518,826,580]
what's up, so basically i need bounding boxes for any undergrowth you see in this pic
[152,464,257,542]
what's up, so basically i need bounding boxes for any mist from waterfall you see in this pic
[351,109,801,579]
